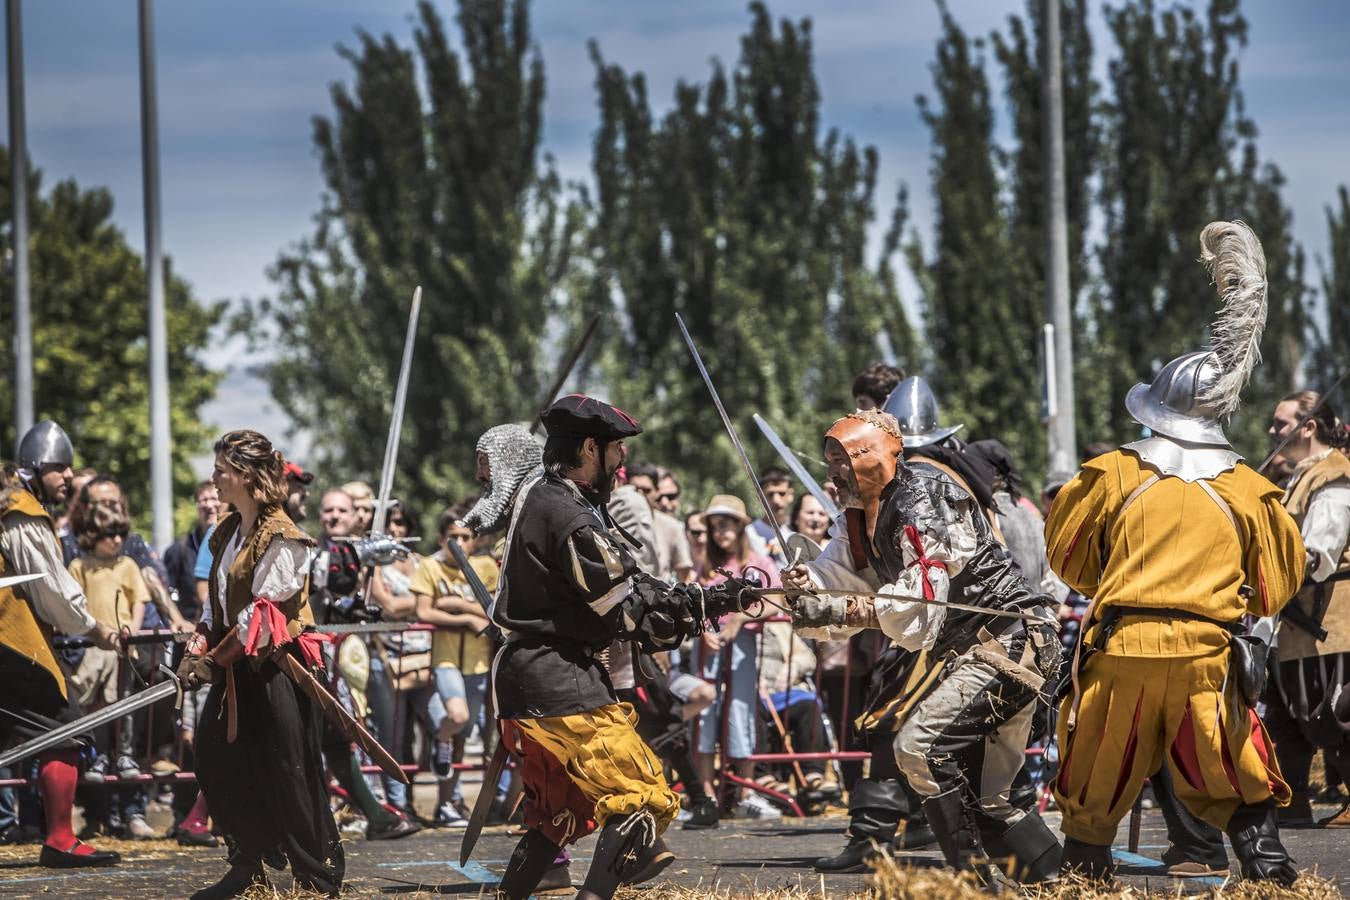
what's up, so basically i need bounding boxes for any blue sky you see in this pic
[4,0,1349,472]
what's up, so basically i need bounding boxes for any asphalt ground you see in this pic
[1,791,1348,898]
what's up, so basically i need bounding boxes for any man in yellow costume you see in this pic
[1046,221,1306,885]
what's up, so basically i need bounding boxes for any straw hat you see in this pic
[704,494,751,525]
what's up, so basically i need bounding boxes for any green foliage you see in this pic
[238,0,579,515]
[580,2,914,505]
[1312,185,1350,388]
[0,147,224,537]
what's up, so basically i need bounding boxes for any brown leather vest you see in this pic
[1279,450,1350,661]
[207,508,316,646]
[0,487,67,697]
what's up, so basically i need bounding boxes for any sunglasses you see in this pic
[657,492,680,502]
[687,528,707,538]
[100,526,130,540]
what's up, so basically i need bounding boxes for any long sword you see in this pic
[0,573,44,591]
[530,314,601,434]
[752,413,841,520]
[757,587,1043,623]
[0,670,179,769]
[676,314,789,554]
[372,286,423,533]
[1256,369,1348,474]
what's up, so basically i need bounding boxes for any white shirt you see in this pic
[796,507,980,651]
[199,530,313,647]
[1288,450,1350,582]
[0,512,97,635]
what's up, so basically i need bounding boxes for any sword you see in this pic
[1257,369,1348,474]
[270,650,409,785]
[0,573,45,591]
[372,286,423,533]
[530,314,600,434]
[0,667,179,768]
[459,740,510,865]
[752,413,841,520]
[758,587,1044,623]
[676,314,790,554]
[442,536,495,620]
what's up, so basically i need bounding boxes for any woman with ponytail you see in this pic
[177,430,342,898]
[1267,391,1350,828]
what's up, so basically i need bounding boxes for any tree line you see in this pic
[5,0,1348,526]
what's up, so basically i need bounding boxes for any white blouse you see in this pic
[200,530,313,646]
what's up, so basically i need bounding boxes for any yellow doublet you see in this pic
[1046,449,1304,843]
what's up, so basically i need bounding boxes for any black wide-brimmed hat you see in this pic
[541,394,642,441]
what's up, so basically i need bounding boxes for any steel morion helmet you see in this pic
[881,376,963,449]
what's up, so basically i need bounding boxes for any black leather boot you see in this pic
[984,812,1062,884]
[923,789,1006,892]
[189,859,268,900]
[814,834,891,873]
[1227,802,1298,887]
[624,835,675,886]
[896,815,937,850]
[1059,837,1115,882]
[816,778,904,872]
[576,813,658,900]
[496,829,563,900]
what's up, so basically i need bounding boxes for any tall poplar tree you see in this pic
[241,0,577,510]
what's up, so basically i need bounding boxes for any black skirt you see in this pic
[195,648,343,893]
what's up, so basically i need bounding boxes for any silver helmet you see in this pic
[1124,351,1230,446]
[881,376,963,449]
[17,420,75,471]
[1124,221,1270,450]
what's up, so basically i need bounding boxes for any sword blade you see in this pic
[752,413,841,520]
[759,588,1042,622]
[460,740,510,865]
[443,535,494,619]
[272,651,409,785]
[373,286,423,532]
[0,573,45,591]
[676,314,790,555]
[530,314,601,434]
[0,679,177,769]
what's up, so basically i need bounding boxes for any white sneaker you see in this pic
[434,801,469,828]
[734,793,782,820]
[127,814,157,839]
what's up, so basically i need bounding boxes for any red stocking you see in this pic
[38,750,93,854]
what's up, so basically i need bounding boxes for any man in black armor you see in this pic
[786,409,1062,887]
[489,395,751,900]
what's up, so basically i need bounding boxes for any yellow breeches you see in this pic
[1053,647,1289,846]
[511,702,680,842]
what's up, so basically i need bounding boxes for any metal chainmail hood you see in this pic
[462,424,543,536]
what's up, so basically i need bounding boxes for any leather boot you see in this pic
[1059,837,1115,882]
[896,815,937,850]
[496,830,562,900]
[624,836,675,886]
[189,859,268,900]
[814,834,891,873]
[1227,802,1298,887]
[922,789,1006,892]
[576,813,658,900]
[983,812,1062,884]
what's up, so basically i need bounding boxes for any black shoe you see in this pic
[499,830,564,899]
[1059,837,1115,882]
[815,834,889,873]
[535,860,573,893]
[923,789,1006,890]
[682,797,720,830]
[0,823,22,845]
[189,860,268,900]
[578,812,660,899]
[38,840,121,868]
[624,836,675,886]
[895,819,937,850]
[366,815,422,841]
[986,813,1061,884]
[1227,803,1298,887]
[176,827,220,848]
[1279,793,1315,827]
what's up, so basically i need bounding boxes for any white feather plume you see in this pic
[1198,220,1267,416]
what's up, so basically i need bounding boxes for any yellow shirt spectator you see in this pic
[69,554,151,631]
[410,551,498,675]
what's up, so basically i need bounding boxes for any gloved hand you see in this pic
[702,577,759,618]
[781,565,814,592]
[792,594,848,628]
[177,655,217,691]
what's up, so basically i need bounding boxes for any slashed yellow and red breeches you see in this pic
[1054,646,1289,846]
[504,702,680,847]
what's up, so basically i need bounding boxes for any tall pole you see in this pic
[7,0,33,446]
[139,0,172,550]
[1041,0,1076,473]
